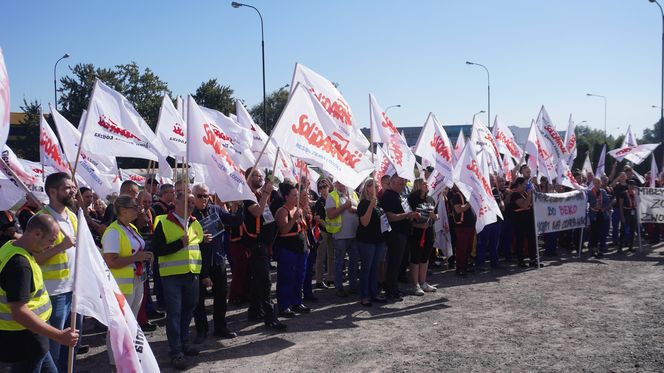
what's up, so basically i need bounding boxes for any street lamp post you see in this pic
[649,0,664,164]
[472,110,486,123]
[384,104,401,114]
[53,53,70,110]
[466,61,490,126]
[586,93,607,144]
[231,2,267,131]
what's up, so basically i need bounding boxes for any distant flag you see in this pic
[155,94,187,157]
[595,144,606,177]
[0,47,9,150]
[581,152,593,177]
[492,115,523,161]
[413,113,454,188]
[621,124,638,148]
[564,114,577,166]
[454,130,466,159]
[608,143,660,165]
[651,155,659,188]
[39,113,70,173]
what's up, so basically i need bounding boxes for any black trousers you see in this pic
[246,240,274,318]
[193,262,228,334]
[514,220,536,261]
[385,232,408,296]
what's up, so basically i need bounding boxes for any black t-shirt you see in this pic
[0,254,49,362]
[356,199,384,243]
[510,192,533,224]
[613,184,627,207]
[451,191,476,228]
[243,196,277,245]
[380,189,411,235]
[274,209,306,253]
[620,190,637,211]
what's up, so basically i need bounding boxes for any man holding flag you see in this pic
[0,214,79,372]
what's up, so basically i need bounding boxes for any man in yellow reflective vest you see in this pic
[33,172,82,372]
[325,181,360,297]
[152,191,210,370]
[0,214,79,371]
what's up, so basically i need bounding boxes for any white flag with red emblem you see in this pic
[492,115,523,160]
[621,124,638,148]
[39,114,70,174]
[82,80,166,161]
[454,129,466,159]
[470,116,502,173]
[651,155,659,188]
[596,144,606,177]
[608,143,660,165]
[187,96,256,202]
[564,114,577,165]
[0,48,9,150]
[200,107,255,169]
[414,113,455,186]
[535,106,568,162]
[374,145,396,193]
[525,119,557,181]
[155,94,187,157]
[235,100,279,170]
[271,84,373,189]
[452,140,503,234]
[73,210,159,373]
[0,148,53,205]
[290,63,370,153]
[369,94,416,181]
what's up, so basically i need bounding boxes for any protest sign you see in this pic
[638,187,664,224]
[533,190,587,234]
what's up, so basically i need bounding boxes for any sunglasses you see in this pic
[196,194,209,199]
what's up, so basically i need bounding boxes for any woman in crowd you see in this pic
[356,178,388,306]
[451,184,476,276]
[510,177,537,267]
[407,179,437,295]
[274,183,311,317]
[101,195,154,363]
[314,178,333,288]
[300,180,320,302]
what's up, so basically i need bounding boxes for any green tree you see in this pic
[250,87,289,132]
[640,119,663,172]
[192,79,235,115]
[15,99,42,161]
[58,62,169,129]
[573,125,619,175]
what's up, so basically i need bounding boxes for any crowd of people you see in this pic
[0,160,662,371]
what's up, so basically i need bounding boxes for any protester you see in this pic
[102,180,140,226]
[407,179,438,294]
[191,183,242,343]
[152,183,175,217]
[152,191,206,369]
[587,177,611,258]
[0,211,19,247]
[451,184,476,276]
[314,178,333,289]
[227,200,250,305]
[356,179,387,306]
[618,180,638,253]
[509,177,538,267]
[17,194,40,232]
[326,180,360,297]
[0,214,79,372]
[101,195,154,364]
[299,179,320,302]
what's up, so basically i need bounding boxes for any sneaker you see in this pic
[291,304,312,314]
[140,322,157,332]
[315,282,329,289]
[421,283,437,292]
[171,356,187,370]
[387,293,403,302]
[413,284,425,296]
[265,319,287,331]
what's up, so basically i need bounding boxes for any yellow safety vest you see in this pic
[102,221,140,295]
[154,214,203,277]
[0,242,52,331]
[36,208,77,284]
[325,190,358,234]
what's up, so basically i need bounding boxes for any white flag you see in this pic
[564,114,577,165]
[39,114,70,173]
[235,100,279,170]
[120,169,146,186]
[581,152,593,176]
[595,144,606,177]
[608,143,660,165]
[187,96,256,202]
[0,149,52,205]
[492,115,523,160]
[82,80,166,161]
[0,47,9,150]
[290,63,370,152]
[73,210,159,372]
[369,93,416,181]
[651,155,659,188]
[525,119,556,181]
[272,84,373,189]
[621,124,638,148]
[469,116,502,173]
[155,95,187,157]
[414,113,454,187]
[200,107,255,169]
[452,141,503,233]
[454,129,466,159]
[535,106,568,162]
[375,145,396,192]
[434,193,453,258]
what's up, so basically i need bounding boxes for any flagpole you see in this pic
[369,94,376,196]
[67,210,83,373]
[271,147,281,179]
[72,81,98,178]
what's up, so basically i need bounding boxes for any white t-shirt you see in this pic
[102,224,146,273]
[43,206,76,296]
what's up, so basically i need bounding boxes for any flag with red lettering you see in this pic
[454,130,466,159]
[651,155,659,188]
[290,63,370,153]
[272,84,373,189]
[564,114,577,165]
[535,106,568,164]
[67,109,117,173]
[452,141,503,233]
[525,119,557,181]
[369,94,416,181]
[608,143,660,165]
[120,169,146,186]
[0,148,52,204]
[235,100,279,170]
[374,145,396,192]
[155,94,187,157]
[0,48,9,150]
[200,106,255,169]
[469,116,502,173]
[502,154,515,183]
[414,113,455,186]
[492,115,523,161]
[621,124,638,148]
[187,96,256,202]
[73,210,159,373]
[39,114,70,173]
[596,144,606,177]
[1,145,38,188]
[82,80,166,161]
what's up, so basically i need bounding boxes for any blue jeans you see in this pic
[544,232,558,255]
[303,245,316,298]
[162,273,199,358]
[276,247,308,310]
[333,238,359,291]
[500,218,513,261]
[356,241,386,300]
[11,350,57,373]
[477,221,502,267]
[611,207,621,244]
[48,292,82,373]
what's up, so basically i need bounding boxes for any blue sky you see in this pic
[1,0,661,138]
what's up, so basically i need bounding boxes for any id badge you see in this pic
[380,213,392,233]
[401,198,412,213]
[262,206,275,224]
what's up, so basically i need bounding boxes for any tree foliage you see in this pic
[192,79,235,115]
[572,125,619,174]
[58,62,170,129]
[250,87,289,132]
[15,99,42,160]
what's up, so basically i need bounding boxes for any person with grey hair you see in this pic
[151,183,175,217]
[190,183,243,344]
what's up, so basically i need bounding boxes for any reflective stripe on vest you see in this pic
[0,242,52,330]
[102,221,138,295]
[154,215,203,277]
[36,208,77,282]
[325,190,357,234]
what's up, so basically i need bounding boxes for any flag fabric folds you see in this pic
[39,114,70,173]
[0,47,9,150]
[414,113,455,187]
[492,115,523,161]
